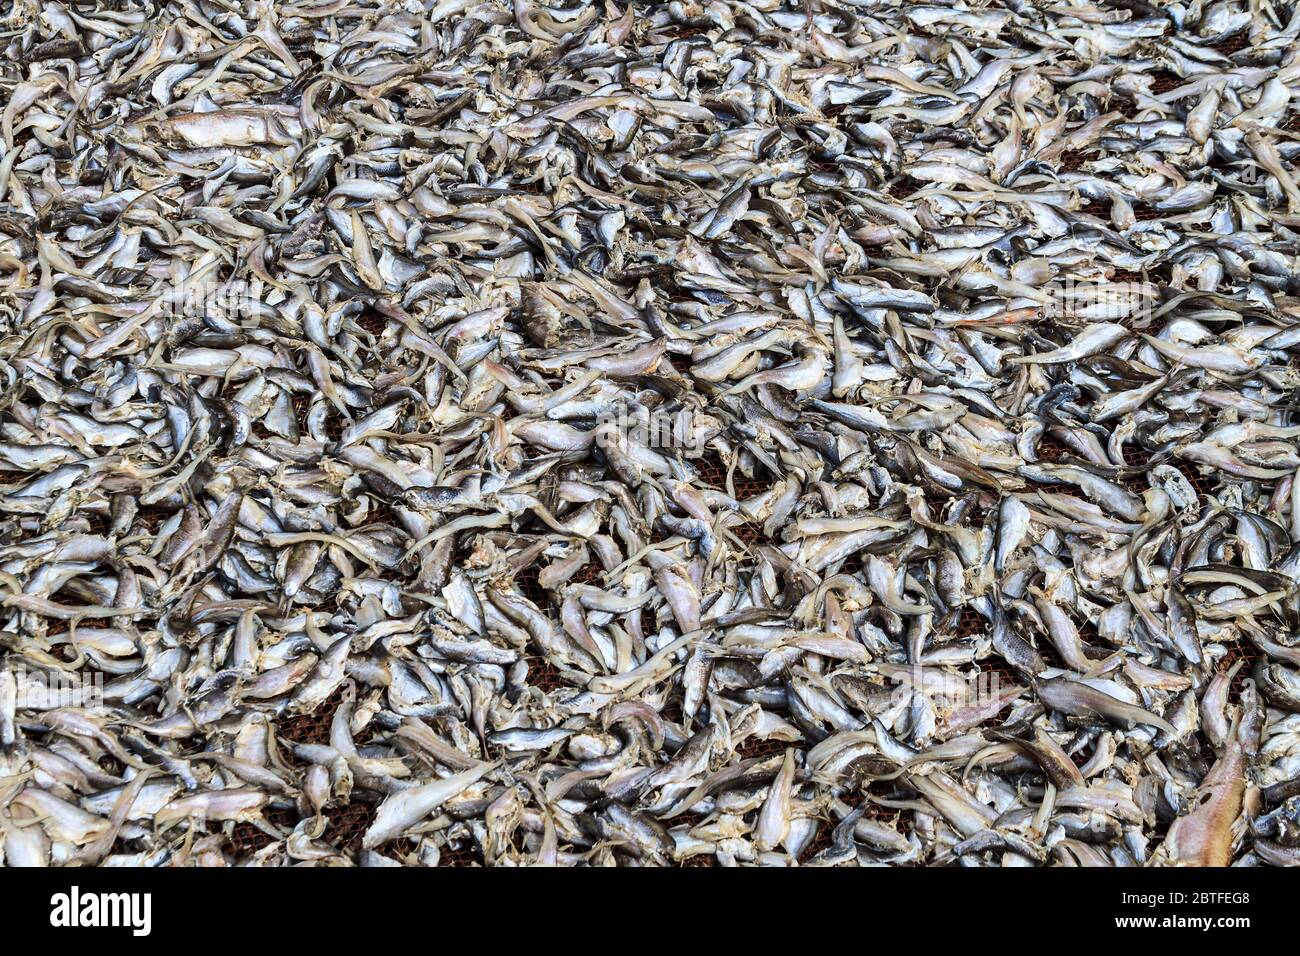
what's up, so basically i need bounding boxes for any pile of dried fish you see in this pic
[3,0,1300,868]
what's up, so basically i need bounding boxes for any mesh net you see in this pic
[1212,32,1249,56]
[1058,150,1098,172]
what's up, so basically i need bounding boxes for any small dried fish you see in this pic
[1,0,1298,870]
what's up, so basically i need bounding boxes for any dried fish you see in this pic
[1,0,1299,869]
